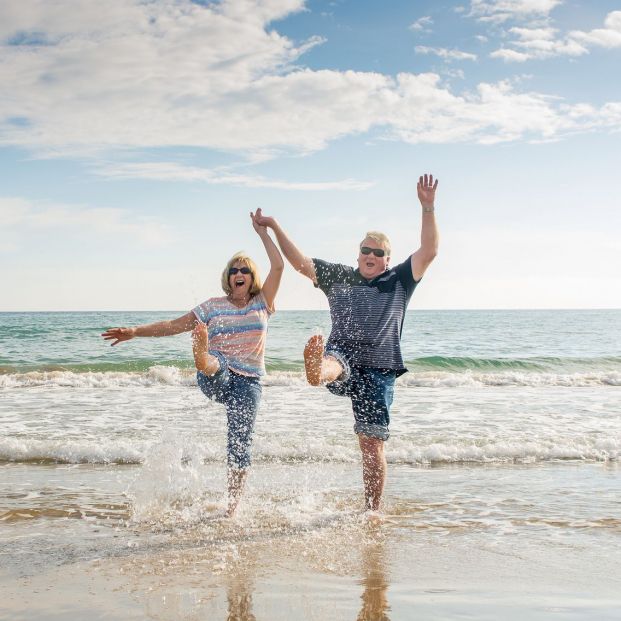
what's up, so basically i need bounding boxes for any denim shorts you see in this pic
[196,351,262,470]
[325,348,396,441]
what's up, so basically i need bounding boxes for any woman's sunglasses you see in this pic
[228,267,252,276]
[360,246,386,258]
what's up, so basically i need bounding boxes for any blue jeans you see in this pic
[325,348,396,441]
[196,351,262,469]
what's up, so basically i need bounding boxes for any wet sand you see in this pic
[2,513,621,621]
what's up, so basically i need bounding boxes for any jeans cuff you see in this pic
[208,350,227,374]
[354,422,390,441]
[324,348,351,384]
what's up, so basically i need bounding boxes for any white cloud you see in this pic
[468,0,563,24]
[0,197,172,250]
[442,68,466,80]
[0,0,619,161]
[489,11,621,61]
[570,11,621,49]
[491,26,587,61]
[490,48,531,62]
[415,46,478,61]
[96,162,374,191]
[382,76,620,145]
[409,16,434,32]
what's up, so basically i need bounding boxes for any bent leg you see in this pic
[358,434,387,511]
[192,323,221,376]
[303,335,344,386]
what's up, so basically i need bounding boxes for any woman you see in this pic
[101,209,284,516]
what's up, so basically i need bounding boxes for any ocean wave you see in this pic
[1,436,618,466]
[1,366,619,388]
[2,355,621,376]
[404,355,621,372]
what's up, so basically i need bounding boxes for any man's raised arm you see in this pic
[253,212,317,283]
[411,173,439,282]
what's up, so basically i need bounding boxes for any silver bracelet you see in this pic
[423,206,435,213]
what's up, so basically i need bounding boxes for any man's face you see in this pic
[357,237,390,279]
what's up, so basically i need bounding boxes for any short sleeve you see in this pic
[312,259,352,294]
[192,300,211,324]
[393,255,418,297]
[255,291,274,317]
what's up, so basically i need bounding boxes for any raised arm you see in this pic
[253,210,317,283]
[411,173,439,282]
[250,209,284,312]
[101,312,197,346]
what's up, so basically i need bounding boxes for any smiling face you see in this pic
[228,260,253,299]
[357,237,390,280]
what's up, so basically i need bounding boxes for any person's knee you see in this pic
[359,434,385,458]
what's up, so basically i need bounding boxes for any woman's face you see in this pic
[228,260,253,298]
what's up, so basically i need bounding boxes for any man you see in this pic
[255,173,439,511]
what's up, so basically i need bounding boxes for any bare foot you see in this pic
[304,334,324,386]
[192,322,209,354]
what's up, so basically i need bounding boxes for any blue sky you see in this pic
[1,0,620,310]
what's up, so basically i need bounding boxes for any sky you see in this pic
[1,0,620,311]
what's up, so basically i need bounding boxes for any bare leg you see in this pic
[358,435,386,511]
[192,323,221,376]
[226,468,248,517]
[303,335,344,386]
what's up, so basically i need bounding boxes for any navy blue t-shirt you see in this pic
[312,257,419,375]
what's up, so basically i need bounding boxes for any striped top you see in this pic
[313,257,419,376]
[192,292,273,377]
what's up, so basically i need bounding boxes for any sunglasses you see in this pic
[360,246,386,258]
[228,267,252,276]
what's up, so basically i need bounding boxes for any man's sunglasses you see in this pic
[360,246,386,258]
[228,267,252,276]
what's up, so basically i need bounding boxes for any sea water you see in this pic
[1,310,620,618]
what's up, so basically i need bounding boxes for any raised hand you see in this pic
[101,326,136,346]
[252,207,277,229]
[250,208,267,235]
[417,173,438,209]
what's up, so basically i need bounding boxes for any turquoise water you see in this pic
[1,309,620,375]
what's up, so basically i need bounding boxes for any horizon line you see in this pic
[1,308,620,313]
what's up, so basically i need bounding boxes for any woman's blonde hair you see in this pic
[361,231,391,257]
[221,252,262,296]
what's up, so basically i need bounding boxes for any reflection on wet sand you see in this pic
[113,518,397,621]
[356,536,391,621]
[226,571,257,621]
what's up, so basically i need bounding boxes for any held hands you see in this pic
[101,327,136,346]
[250,208,267,235]
[417,173,438,210]
[251,207,277,231]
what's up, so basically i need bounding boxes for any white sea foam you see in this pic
[1,435,618,465]
[1,366,620,389]
[0,437,145,464]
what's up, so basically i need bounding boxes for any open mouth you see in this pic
[235,279,245,288]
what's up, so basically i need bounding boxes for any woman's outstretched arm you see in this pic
[250,208,284,312]
[101,312,197,346]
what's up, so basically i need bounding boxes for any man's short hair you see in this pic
[361,231,391,257]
